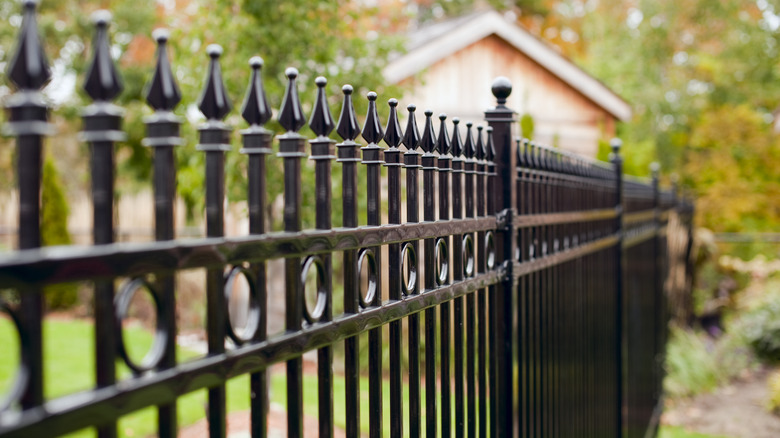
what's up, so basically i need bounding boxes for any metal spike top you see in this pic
[538,144,548,170]
[383,98,403,148]
[420,110,437,154]
[8,0,50,90]
[533,142,542,169]
[450,118,463,157]
[435,113,450,155]
[146,29,181,111]
[336,85,360,141]
[84,10,122,102]
[402,104,420,151]
[485,126,495,161]
[475,126,485,160]
[241,56,271,126]
[523,139,533,169]
[361,91,384,144]
[278,67,305,132]
[516,138,525,166]
[308,76,334,137]
[198,45,231,120]
[463,122,475,159]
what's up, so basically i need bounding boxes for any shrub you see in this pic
[40,157,78,310]
[767,369,780,413]
[738,278,780,363]
[664,325,755,398]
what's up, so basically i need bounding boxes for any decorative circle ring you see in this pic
[223,265,262,345]
[401,243,417,296]
[462,235,475,278]
[485,231,497,270]
[114,278,168,375]
[435,238,449,286]
[301,255,328,324]
[358,248,378,308]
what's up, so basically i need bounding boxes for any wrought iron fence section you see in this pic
[0,3,694,438]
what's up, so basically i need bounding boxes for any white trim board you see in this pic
[383,10,632,122]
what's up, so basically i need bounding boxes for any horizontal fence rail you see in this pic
[0,3,694,438]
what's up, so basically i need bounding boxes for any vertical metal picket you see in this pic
[336,84,362,438]
[239,56,272,438]
[277,68,307,438]
[384,98,404,438]
[361,91,385,438]
[402,104,423,438]
[81,11,124,438]
[420,109,438,437]
[143,27,182,438]
[197,44,232,438]
[308,76,336,438]
[436,113,452,437]
[4,0,52,419]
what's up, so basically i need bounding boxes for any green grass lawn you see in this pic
[658,425,732,438]
[1,317,443,437]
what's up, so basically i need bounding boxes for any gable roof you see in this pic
[383,10,632,121]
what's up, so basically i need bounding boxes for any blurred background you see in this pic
[1,1,779,437]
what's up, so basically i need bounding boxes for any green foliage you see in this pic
[683,104,780,232]
[520,113,535,139]
[768,368,780,413]
[664,325,754,398]
[573,0,780,231]
[736,278,780,363]
[658,426,731,438]
[40,157,78,310]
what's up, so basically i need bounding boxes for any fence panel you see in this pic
[0,3,692,438]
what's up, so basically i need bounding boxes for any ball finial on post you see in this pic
[491,76,512,105]
[610,137,623,155]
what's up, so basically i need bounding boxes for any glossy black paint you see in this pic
[0,5,694,438]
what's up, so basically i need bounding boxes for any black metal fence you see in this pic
[0,3,693,438]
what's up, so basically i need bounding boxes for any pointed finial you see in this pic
[475,126,485,159]
[336,84,360,141]
[538,144,548,170]
[197,44,231,120]
[450,118,463,157]
[7,0,50,90]
[516,138,524,166]
[485,126,495,161]
[383,98,403,148]
[610,137,622,155]
[420,109,437,153]
[533,142,542,169]
[84,10,122,102]
[402,104,420,151]
[241,56,271,126]
[308,76,334,137]
[436,113,450,155]
[278,67,305,132]
[491,76,512,106]
[146,28,181,111]
[463,122,475,159]
[362,91,384,144]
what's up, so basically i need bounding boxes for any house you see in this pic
[383,10,632,157]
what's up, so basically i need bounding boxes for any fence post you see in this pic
[610,138,624,438]
[485,77,518,436]
[650,162,662,416]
